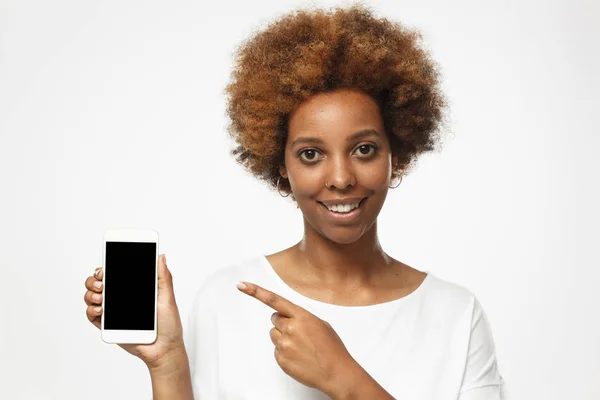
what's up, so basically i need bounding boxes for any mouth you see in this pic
[318,197,367,223]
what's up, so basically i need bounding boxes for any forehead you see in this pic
[288,89,384,136]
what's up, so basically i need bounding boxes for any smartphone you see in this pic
[101,228,158,344]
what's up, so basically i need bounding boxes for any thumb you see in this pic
[157,254,175,300]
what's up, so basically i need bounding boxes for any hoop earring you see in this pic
[389,175,403,189]
[277,176,290,197]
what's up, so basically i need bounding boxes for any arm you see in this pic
[148,346,194,400]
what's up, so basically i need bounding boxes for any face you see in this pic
[279,88,397,244]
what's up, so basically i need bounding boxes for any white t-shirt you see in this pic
[184,255,506,399]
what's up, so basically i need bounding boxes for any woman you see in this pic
[84,4,505,399]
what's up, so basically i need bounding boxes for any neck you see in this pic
[292,219,393,287]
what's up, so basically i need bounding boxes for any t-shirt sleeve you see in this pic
[184,276,221,400]
[457,296,507,400]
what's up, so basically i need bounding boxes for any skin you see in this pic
[271,87,426,305]
[84,255,188,370]
[237,281,397,398]
[237,281,357,396]
[83,87,427,397]
[233,88,428,395]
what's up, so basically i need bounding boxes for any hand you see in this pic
[84,254,187,369]
[236,281,356,394]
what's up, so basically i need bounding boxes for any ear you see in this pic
[279,165,288,180]
[391,154,399,169]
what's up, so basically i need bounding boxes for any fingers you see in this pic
[270,326,282,347]
[158,254,171,281]
[85,275,103,293]
[157,254,174,299]
[271,312,292,334]
[86,305,102,329]
[237,282,301,317]
[85,267,104,329]
[84,289,102,306]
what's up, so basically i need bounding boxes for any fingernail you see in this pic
[237,282,247,291]
[92,293,101,301]
[94,268,100,278]
[94,307,102,313]
[163,254,167,263]
[93,281,102,289]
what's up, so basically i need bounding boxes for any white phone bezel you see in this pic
[101,228,158,344]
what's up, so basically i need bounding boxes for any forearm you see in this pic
[148,349,194,400]
[326,360,395,400]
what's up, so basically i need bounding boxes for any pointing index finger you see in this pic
[237,281,301,317]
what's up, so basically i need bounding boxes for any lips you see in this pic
[318,197,367,210]
[318,197,367,222]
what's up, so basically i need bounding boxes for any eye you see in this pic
[354,144,377,157]
[298,149,322,163]
[298,145,377,163]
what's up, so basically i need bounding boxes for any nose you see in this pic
[325,155,356,190]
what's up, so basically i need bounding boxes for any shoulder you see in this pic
[419,273,483,326]
[424,273,476,304]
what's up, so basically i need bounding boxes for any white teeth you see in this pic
[326,202,359,213]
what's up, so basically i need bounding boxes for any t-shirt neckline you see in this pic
[259,254,431,312]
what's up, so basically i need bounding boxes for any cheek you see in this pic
[359,162,390,189]
[287,166,322,195]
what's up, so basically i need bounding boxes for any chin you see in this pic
[320,225,369,245]
[327,235,362,245]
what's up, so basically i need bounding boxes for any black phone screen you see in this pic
[103,241,156,330]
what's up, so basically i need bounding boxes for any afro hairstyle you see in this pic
[224,2,449,201]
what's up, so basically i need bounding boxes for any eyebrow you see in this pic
[291,129,383,147]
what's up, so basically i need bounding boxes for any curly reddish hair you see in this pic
[224,3,448,200]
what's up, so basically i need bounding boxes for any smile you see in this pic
[318,197,367,223]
